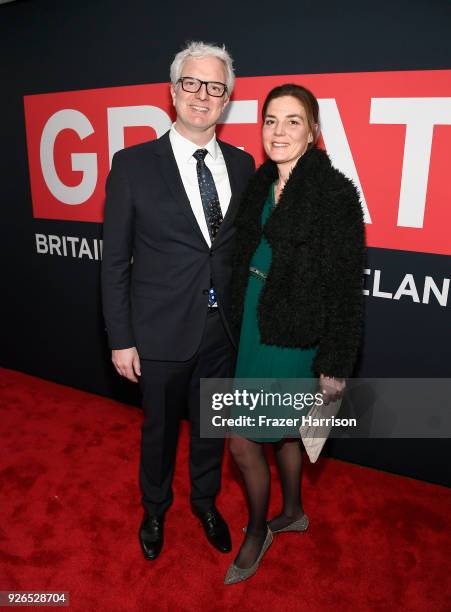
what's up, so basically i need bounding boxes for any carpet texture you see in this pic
[0,368,450,611]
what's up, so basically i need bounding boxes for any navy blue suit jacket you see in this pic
[101,131,255,361]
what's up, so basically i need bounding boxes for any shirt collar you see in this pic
[170,123,219,162]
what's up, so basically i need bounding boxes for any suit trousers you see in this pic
[139,309,235,516]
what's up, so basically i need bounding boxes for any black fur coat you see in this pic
[230,146,366,378]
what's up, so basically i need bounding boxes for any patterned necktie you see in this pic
[193,149,223,242]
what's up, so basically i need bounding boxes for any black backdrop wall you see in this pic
[1,0,450,486]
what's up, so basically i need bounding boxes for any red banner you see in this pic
[24,70,451,255]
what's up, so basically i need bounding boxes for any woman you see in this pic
[224,84,365,585]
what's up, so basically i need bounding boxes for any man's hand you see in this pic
[112,347,141,383]
[319,374,346,405]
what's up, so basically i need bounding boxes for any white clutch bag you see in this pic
[299,395,342,463]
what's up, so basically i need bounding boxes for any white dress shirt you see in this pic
[169,123,232,247]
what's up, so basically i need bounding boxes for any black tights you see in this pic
[229,436,304,568]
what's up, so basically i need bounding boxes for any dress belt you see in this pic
[249,266,268,281]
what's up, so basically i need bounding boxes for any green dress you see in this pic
[233,183,318,442]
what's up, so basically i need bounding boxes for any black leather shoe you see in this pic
[139,513,164,560]
[193,506,231,553]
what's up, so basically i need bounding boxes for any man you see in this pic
[101,41,255,560]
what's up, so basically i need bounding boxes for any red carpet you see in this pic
[0,368,450,611]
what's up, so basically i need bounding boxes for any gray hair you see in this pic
[170,41,235,96]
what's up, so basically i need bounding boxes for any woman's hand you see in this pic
[319,374,346,405]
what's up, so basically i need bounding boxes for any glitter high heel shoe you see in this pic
[224,527,273,585]
[269,513,309,533]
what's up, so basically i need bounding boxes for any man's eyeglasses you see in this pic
[177,77,228,98]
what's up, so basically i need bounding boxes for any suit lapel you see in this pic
[214,140,240,245]
[154,132,208,246]
[153,133,243,249]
